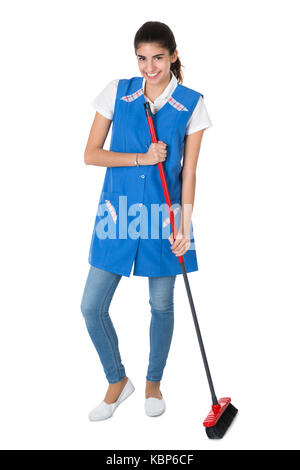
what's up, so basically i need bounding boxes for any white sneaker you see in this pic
[145,394,166,417]
[88,377,135,421]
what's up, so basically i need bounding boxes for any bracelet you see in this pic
[135,153,140,166]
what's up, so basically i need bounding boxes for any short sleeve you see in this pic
[185,96,213,135]
[90,79,119,120]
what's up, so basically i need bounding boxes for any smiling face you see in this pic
[136,42,178,88]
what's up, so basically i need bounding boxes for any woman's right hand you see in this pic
[140,141,167,165]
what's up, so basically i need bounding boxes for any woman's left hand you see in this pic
[168,231,190,257]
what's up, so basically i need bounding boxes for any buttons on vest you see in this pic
[140,174,145,179]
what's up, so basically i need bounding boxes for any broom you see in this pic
[144,102,238,439]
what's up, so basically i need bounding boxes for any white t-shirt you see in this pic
[90,71,213,135]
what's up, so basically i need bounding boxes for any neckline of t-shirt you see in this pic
[140,77,182,115]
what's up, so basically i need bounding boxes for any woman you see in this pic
[81,21,212,421]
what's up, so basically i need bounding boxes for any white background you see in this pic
[1,0,299,451]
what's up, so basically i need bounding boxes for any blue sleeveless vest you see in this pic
[88,76,203,277]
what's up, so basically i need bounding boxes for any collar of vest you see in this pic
[119,76,203,113]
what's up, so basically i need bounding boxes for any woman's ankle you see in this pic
[146,379,160,387]
[104,377,128,404]
[145,380,162,399]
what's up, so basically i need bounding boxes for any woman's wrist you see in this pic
[178,222,191,239]
[134,153,140,166]
[135,153,146,166]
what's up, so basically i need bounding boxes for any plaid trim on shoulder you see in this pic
[167,96,188,112]
[120,88,143,102]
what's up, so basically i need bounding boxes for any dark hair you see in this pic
[134,21,184,84]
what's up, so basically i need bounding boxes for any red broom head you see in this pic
[203,397,238,439]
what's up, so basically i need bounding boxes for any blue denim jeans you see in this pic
[80,265,176,384]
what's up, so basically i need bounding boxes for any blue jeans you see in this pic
[80,265,176,384]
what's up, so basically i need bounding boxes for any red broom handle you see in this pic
[144,102,184,264]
